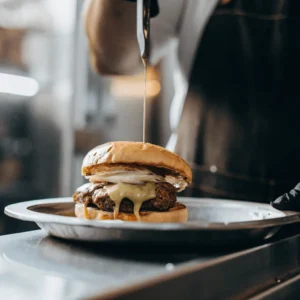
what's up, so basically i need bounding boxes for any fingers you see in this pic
[271,183,300,211]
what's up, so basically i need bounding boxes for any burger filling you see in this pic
[73,182,177,217]
[85,167,188,191]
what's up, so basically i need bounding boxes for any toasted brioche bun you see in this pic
[75,202,188,223]
[81,142,192,185]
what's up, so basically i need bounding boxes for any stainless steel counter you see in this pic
[0,230,218,300]
[1,229,300,300]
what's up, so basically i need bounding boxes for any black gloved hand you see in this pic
[126,0,159,18]
[271,183,300,211]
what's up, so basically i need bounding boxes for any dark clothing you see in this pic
[175,0,300,202]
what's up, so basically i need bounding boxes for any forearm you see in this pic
[84,0,142,75]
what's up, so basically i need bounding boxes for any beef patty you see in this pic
[73,182,176,213]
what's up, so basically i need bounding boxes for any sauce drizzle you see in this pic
[106,182,156,220]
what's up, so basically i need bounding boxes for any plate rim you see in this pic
[4,197,300,231]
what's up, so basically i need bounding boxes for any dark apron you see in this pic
[175,0,300,203]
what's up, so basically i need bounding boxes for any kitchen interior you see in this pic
[3,1,300,299]
[0,0,176,235]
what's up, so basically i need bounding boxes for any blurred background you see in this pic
[0,0,176,234]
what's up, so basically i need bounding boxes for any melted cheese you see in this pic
[83,203,90,219]
[165,175,187,192]
[106,182,156,221]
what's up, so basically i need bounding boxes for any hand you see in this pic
[271,183,300,211]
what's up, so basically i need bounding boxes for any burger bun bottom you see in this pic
[75,202,188,223]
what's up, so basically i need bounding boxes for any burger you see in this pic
[73,141,192,223]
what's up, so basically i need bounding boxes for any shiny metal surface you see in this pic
[137,0,151,60]
[0,230,213,300]
[5,197,300,245]
[250,274,300,300]
[1,230,300,299]
[103,233,300,300]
